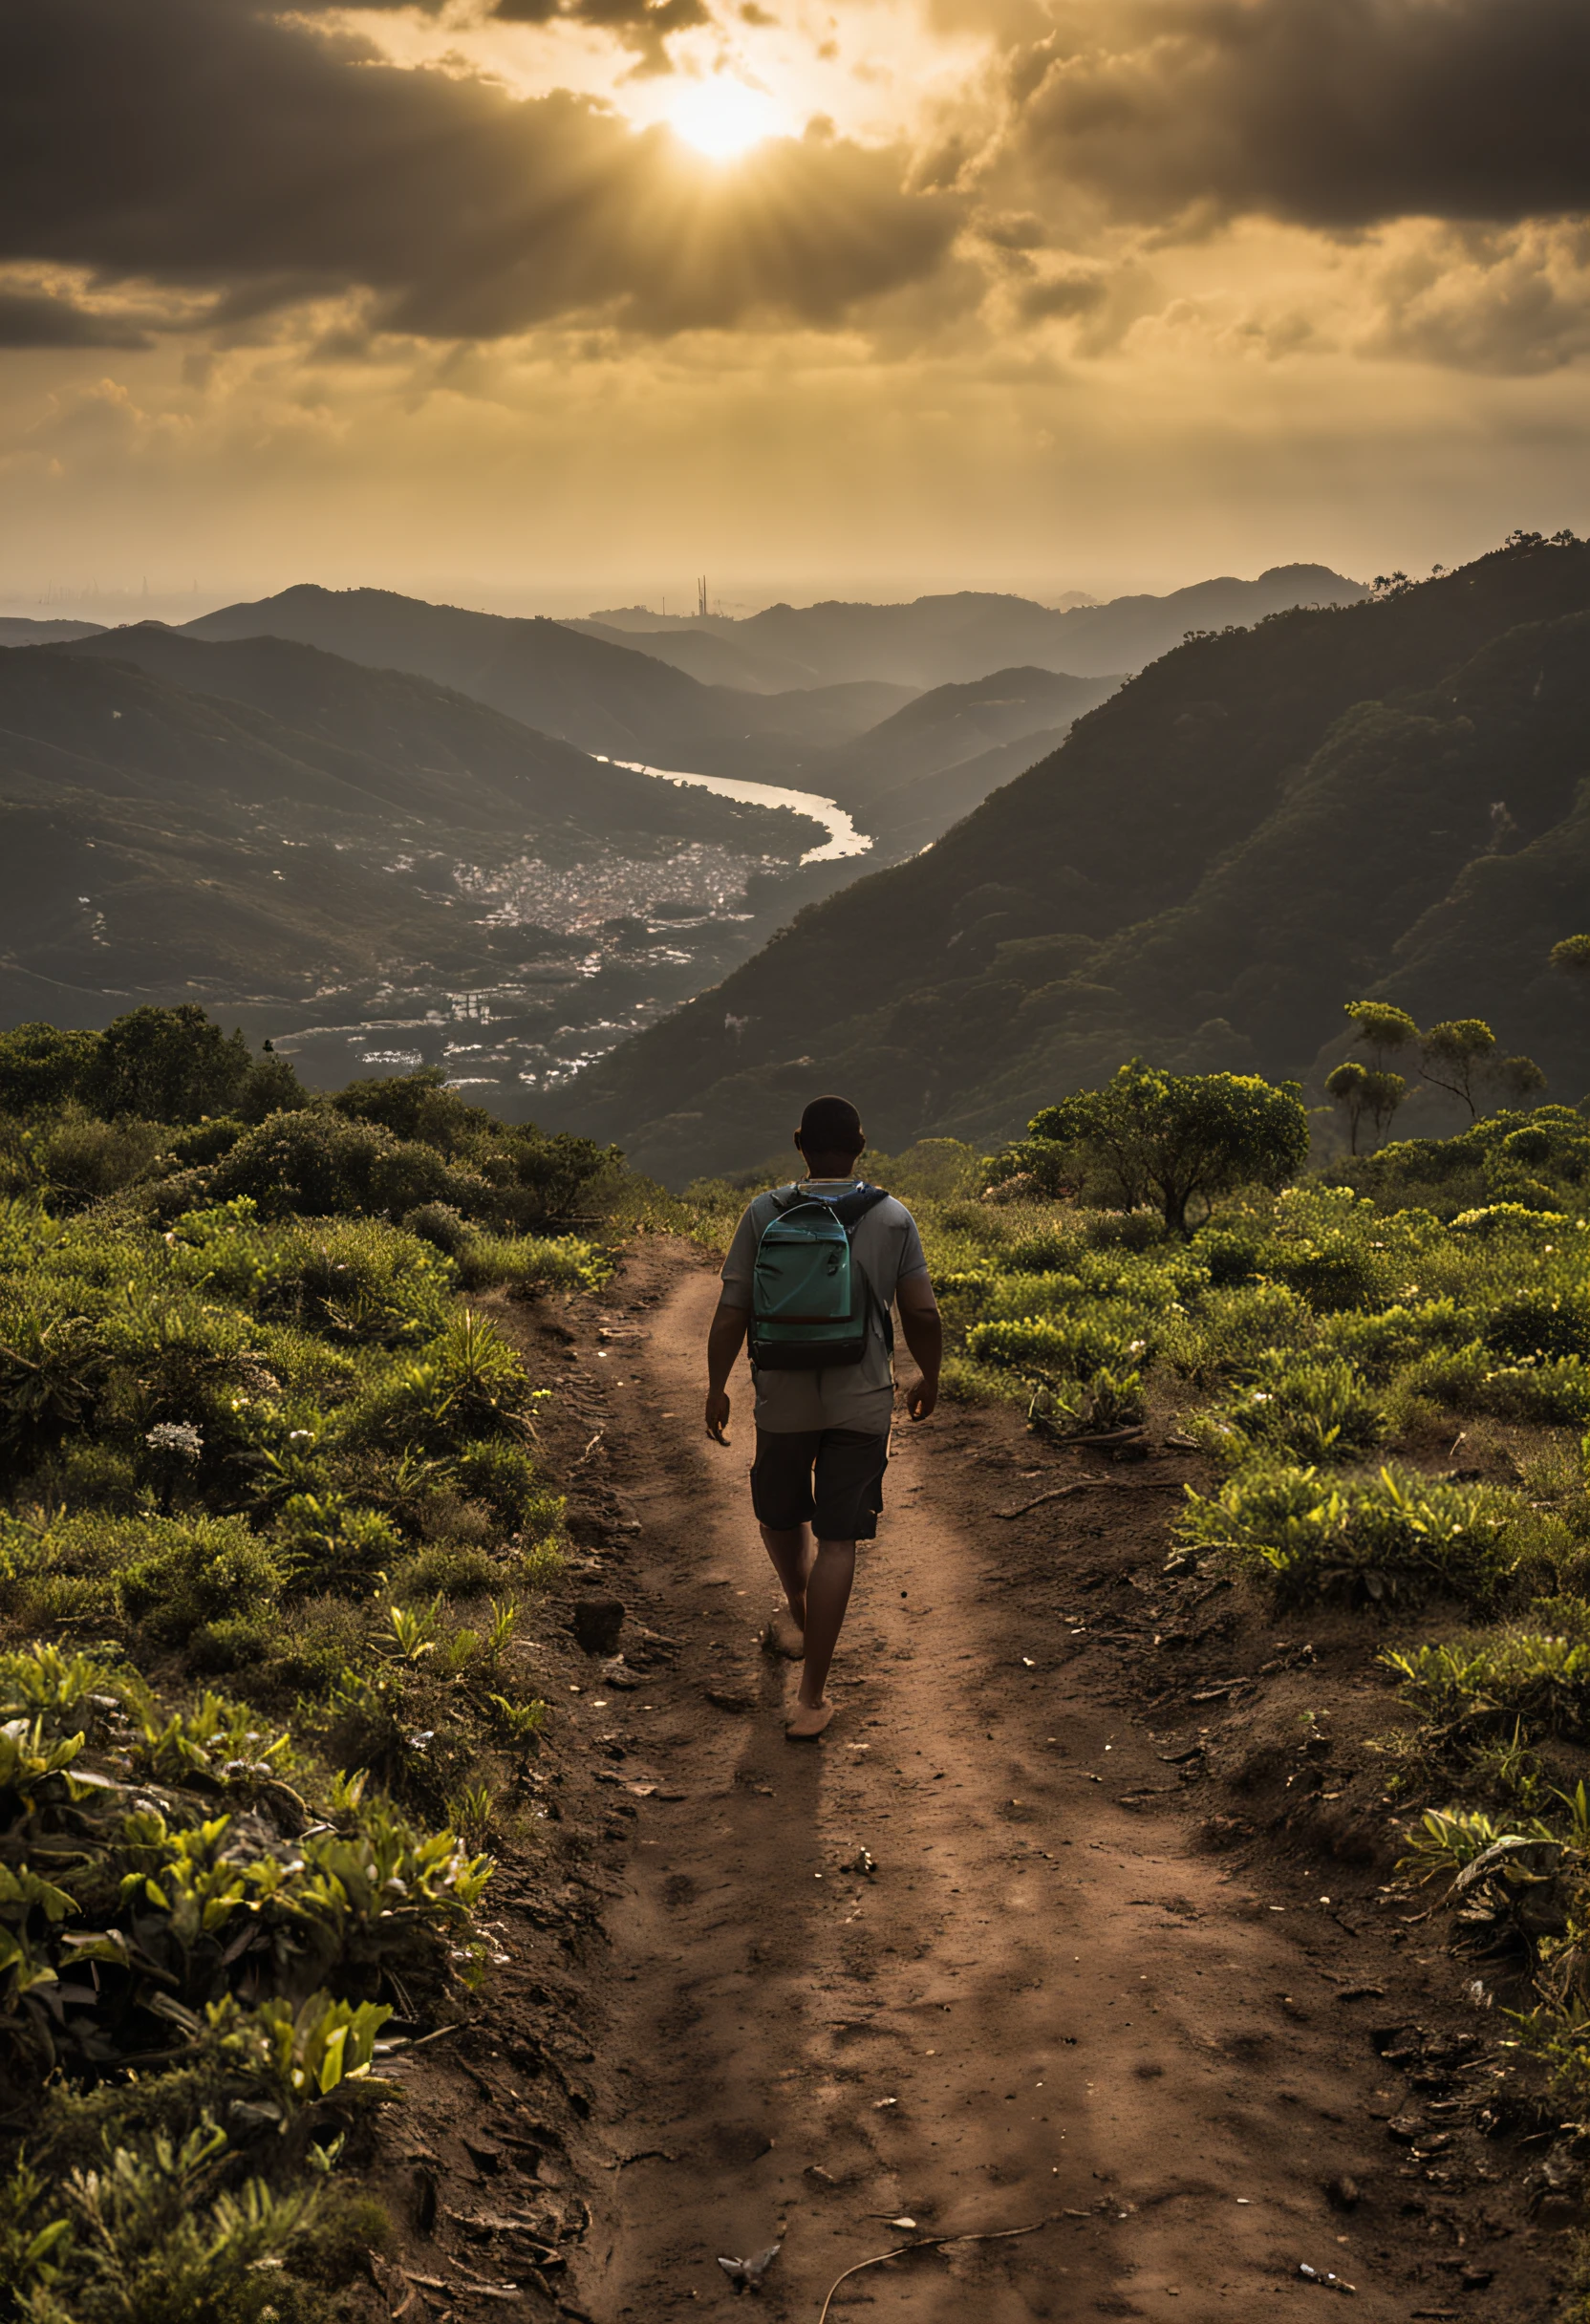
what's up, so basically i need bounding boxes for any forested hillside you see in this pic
[817,665,1122,812]
[0,640,810,1020]
[551,535,1590,1182]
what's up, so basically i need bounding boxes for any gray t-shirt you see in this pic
[720,1178,930,1434]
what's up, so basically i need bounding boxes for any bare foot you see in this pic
[763,1606,806,1661]
[785,1699,833,1740]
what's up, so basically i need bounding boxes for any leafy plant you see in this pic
[1197,1350,1387,1466]
[1177,1462,1514,1607]
[1384,1629,1590,1740]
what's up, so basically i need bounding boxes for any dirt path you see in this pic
[555,1252,1493,2323]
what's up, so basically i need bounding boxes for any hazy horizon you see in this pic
[0,560,1359,633]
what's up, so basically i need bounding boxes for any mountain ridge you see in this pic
[542,539,1590,1181]
[583,566,1368,690]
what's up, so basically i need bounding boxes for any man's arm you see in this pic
[704,1296,750,1443]
[896,1271,942,1422]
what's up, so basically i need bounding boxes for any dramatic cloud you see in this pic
[0,0,961,338]
[2,0,1589,611]
[289,0,714,70]
[1360,221,1590,375]
[0,289,150,351]
[1012,0,1590,231]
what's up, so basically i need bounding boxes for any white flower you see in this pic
[145,1421,203,1461]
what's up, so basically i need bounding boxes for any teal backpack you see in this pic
[749,1184,891,1371]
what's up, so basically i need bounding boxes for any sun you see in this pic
[667,78,777,161]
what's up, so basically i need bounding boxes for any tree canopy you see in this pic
[1339,1000,1544,1131]
[1024,1062,1310,1235]
[1325,1059,1407,1154]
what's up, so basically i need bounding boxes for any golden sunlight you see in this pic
[666,77,777,161]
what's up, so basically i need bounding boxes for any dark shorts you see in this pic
[750,1427,891,1541]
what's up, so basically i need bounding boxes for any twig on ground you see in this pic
[379,2022,462,2054]
[814,2216,1055,2324]
[996,1482,1111,1519]
[1051,1424,1149,1448]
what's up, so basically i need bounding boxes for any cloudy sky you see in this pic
[4,0,1588,610]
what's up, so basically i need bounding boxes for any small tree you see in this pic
[1418,1018,1497,1117]
[1493,1054,1547,1104]
[1343,1001,1418,1067]
[1325,1060,1407,1154]
[1551,935,1590,977]
[87,1004,253,1124]
[1027,1062,1309,1236]
[0,1023,98,1113]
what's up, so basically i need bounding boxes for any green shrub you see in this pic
[1384,1627,1590,1739]
[456,1232,612,1295]
[1484,1288,1590,1363]
[0,1310,107,1474]
[1000,1227,1087,1274]
[0,1022,99,1112]
[391,1542,502,1601]
[980,1270,1085,1322]
[201,1109,478,1224]
[165,1117,247,1167]
[1198,1350,1387,1466]
[1081,1207,1170,1252]
[0,1510,284,1637]
[1450,1202,1571,1237]
[965,1311,1149,1379]
[115,1515,288,1640]
[1192,1225,1266,1286]
[1316,1298,1469,1379]
[274,1494,401,1595]
[403,1201,472,1256]
[1159,1280,1315,1385]
[0,2124,323,2324]
[32,1109,173,1208]
[932,1267,999,1323]
[258,1219,453,1345]
[1176,1462,1515,1607]
[1407,1341,1590,1427]
[345,1312,537,1453]
[449,1438,545,1528]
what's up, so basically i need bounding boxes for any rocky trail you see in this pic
[372,1239,1558,2321]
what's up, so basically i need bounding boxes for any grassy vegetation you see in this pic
[0,1012,622,2321]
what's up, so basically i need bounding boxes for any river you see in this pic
[598,757,870,866]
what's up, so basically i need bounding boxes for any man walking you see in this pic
[703,1095,941,1738]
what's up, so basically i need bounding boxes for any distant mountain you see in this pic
[588,568,1365,691]
[1033,565,1372,678]
[851,729,1073,860]
[1,617,106,645]
[569,619,819,695]
[817,667,1124,814]
[0,638,814,1020]
[180,585,892,778]
[545,539,1590,1181]
[52,626,800,846]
